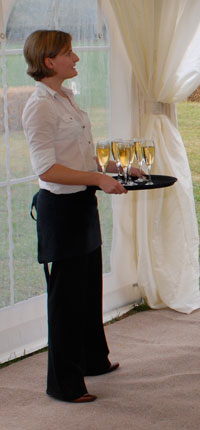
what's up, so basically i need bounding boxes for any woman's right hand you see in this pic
[97,174,128,194]
[39,164,128,194]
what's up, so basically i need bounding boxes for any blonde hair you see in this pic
[23,30,72,81]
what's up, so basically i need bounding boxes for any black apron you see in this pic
[33,187,102,263]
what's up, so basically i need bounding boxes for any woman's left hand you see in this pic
[131,166,143,177]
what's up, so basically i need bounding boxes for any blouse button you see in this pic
[88,140,91,144]
[82,125,86,128]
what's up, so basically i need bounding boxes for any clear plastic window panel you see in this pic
[0,0,112,309]
[0,187,10,308]
[0,103,6,182]
[11,182,45,303]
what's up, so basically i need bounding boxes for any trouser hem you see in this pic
[46,388,88,402]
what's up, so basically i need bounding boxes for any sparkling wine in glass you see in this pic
[117,141,130,184]
[111,140,123,182]
[96,141,110,174]
[134,138,145,183]
[143,139,155,185]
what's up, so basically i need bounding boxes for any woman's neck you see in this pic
[40,77,67,97]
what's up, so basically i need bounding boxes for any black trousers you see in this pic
[46,247,110,401]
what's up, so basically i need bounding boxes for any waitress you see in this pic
[22,29,139,403]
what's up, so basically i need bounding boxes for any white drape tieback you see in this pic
[144,100,177,125]
[144,100,170,115]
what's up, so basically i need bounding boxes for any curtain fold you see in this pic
[109,0,200,313]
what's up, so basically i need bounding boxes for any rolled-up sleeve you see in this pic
[22,98,57,175]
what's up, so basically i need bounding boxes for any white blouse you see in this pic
[22,81,97,194]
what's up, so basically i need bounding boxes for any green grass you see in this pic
[177,101,200,235]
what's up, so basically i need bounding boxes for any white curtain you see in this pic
[109,0,200,313]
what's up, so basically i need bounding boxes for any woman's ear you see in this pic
[44,57,54,70]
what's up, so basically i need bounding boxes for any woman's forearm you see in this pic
[40,163,101,186]
[39,163,128,194]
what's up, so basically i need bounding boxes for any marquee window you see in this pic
[0,0,112,309]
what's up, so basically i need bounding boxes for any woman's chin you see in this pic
[72,69,78,77]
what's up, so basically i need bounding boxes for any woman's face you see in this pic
[46,44,80,80]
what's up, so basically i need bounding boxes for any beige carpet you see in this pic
[1,308,200,430]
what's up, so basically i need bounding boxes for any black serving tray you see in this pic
[95,175,177,191]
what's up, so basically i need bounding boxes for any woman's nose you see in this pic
[74,53,80,62]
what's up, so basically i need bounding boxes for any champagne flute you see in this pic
[96,140,110,174]
[134,138,145,183]
[127,140,138,186]
[143,139,155,185]
[117,141,130,184]
[111,140,123,182]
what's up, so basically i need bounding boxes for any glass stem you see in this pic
[139,162,143,178]
[147,165,151,182]
[128,164,132,180]
[117,162,121,181]
[123,167,128,184]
